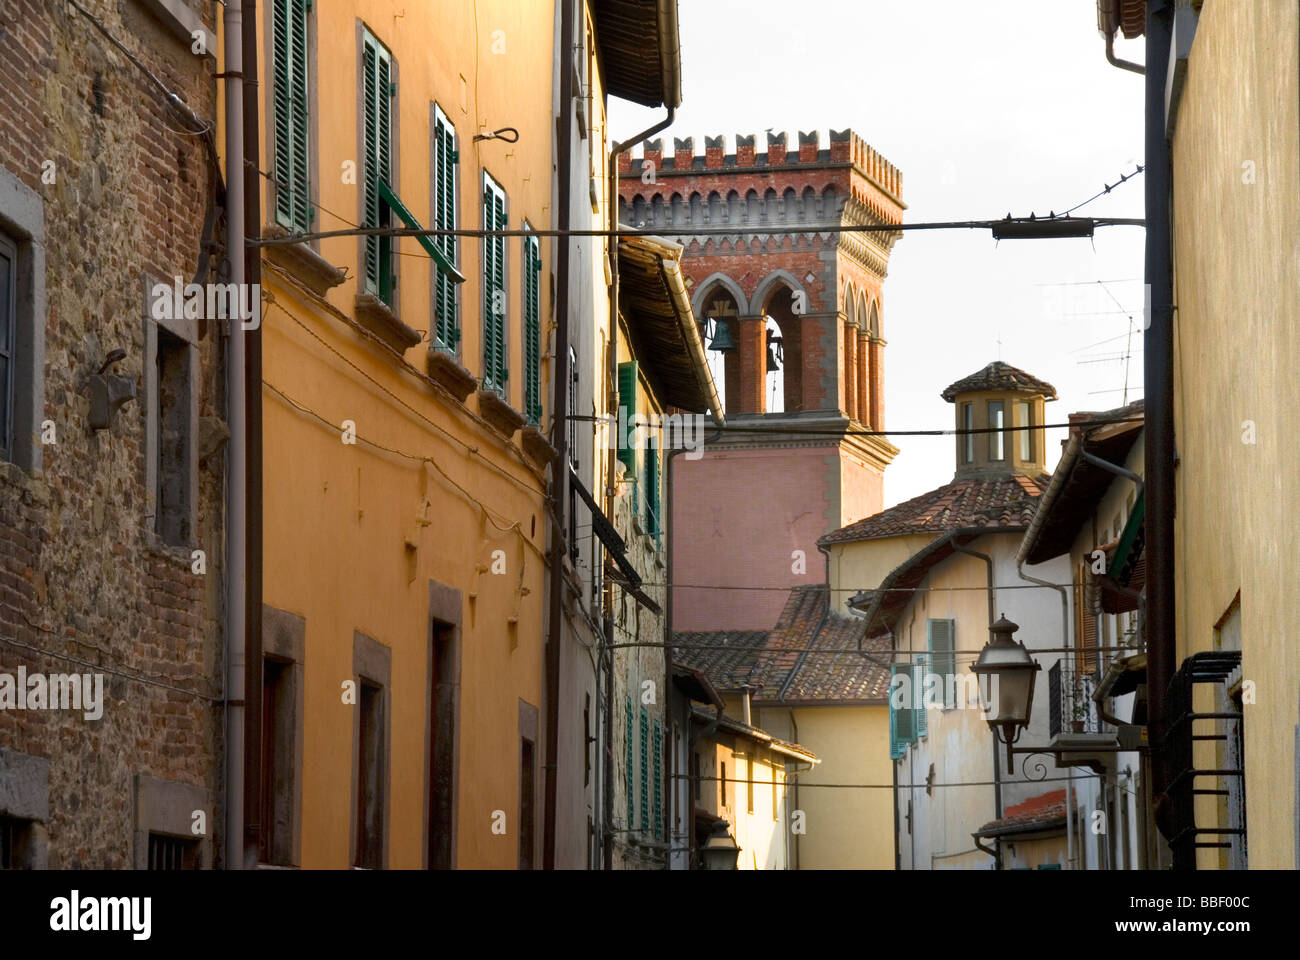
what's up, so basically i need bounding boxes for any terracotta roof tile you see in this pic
[940,361,1058,402]
[819,472,1047,547]
[673,586,891,703]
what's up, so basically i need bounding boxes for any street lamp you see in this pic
[699,818,740,870]
[971,614,1040,767]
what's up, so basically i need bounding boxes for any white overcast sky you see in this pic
[610,0,1148,507]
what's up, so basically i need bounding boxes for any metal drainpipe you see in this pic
[1106,31,1146,75]
[241,0,264,870]
[951,537,1002,867]
[543,0,576,871]
[222,0,248,872]
[1143,0,1175,845]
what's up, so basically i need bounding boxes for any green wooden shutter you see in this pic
[272,0,311,233]
[624,696,634,826]
[652,720,663,840]
[617,362,638,513]
[482,175,507,393]
[890,663,915,757]
[928,618,956,708]
[433,107,458,351]
[638,708,650,832]
[913,655,928,739]
[645,445,660,544]
[522,232,541,424]
[361,32,392,302]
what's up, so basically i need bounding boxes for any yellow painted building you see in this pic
[227,0,559,868]
[1163,0,1300,869]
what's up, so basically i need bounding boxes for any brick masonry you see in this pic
[621,129,905,634]
[0,0,224,868]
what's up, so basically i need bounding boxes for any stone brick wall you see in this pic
[0,0,224,868]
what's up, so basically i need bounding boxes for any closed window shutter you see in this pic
[433,107,458,351]
[638,709,649,832]
[617,361,638,496]
[522,233,541,424]
[272,0,311,233]
[362,34,392,301]
[645,446,660,544]
[928,618,956,708]
[624,696,634,826]
[482,176,507,392]
[913,655,928,738]
[652,720,663,840]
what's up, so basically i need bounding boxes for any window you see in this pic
[638,708,649,832]
[354,680,385,869]
[0,231,15,462]
[147,833,200,870]
[155,328,192,547]
[522,228,541,424]
[428,618,457,870]
[567,346,578,467]
[889,662,918,758]
[913,656,928,738]
[692,752,701,802]
[720,761,727,809]
[772,765,779,821]
[0,816,31,870]
[961,402,973,464]
[927,619,956,708]
[746,751,754,814]
[260,657,294,865]
[271,0,311,233]
[1017,400,1033,461]
[519,736,536,869]
[617,361,639,510]
[432,104,459,352]
[987,400,1005,461]
[482,171,508,392]
[361,29,393,303]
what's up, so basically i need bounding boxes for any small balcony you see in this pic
[1047,660,1116,773]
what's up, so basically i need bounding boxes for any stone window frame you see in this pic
[424,581,462,869]
[260,604,305,868]
[0,164,46,475]
[133,773,213,869]
[350,630,391,869]
[0,747,49,868]
[143,274,200,551]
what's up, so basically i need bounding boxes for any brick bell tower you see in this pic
[618,129,905,631]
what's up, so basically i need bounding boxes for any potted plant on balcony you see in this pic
[1070,677,1090,733]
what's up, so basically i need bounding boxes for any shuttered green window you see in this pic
[889,662,916,759]
[624,696,634,826]
[652,720,663,840]
[617,361,639,511]
[522,230,541,424]
[645,445,660,546]
[927,618,956,709]
[913,655,928,738]
[361,30,393,303]
[638,708,650,832]
[482,172,508,393]
[272,0,311,233]
[432,104,459,352]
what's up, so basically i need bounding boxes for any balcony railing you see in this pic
[1048,660,1102,739]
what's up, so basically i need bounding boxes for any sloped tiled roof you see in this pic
[819,472,1049,547]
[975,790,1068,837]
[673,585,891,704]
[940,361,1058,402]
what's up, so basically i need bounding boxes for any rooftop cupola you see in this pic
[942,361,1057,479]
